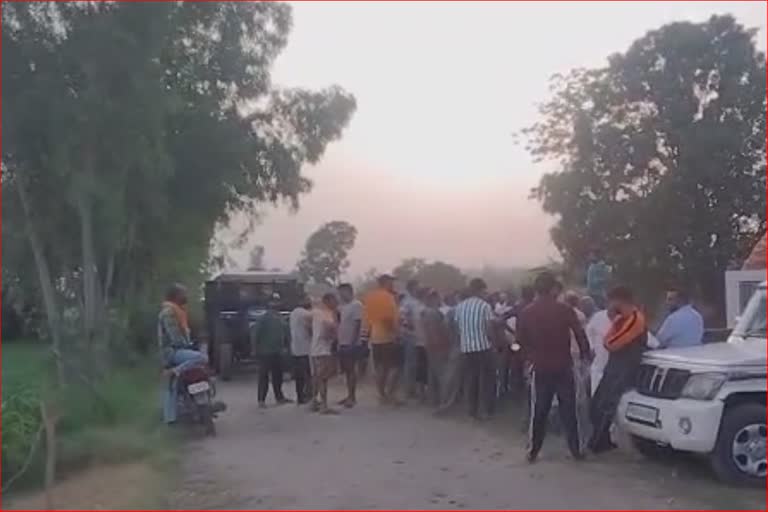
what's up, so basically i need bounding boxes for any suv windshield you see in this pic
[213,281,304,312]
[732,287,766,340]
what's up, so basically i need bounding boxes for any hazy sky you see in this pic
[229,1,766,277]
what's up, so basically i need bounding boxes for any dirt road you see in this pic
[169,378,764,510]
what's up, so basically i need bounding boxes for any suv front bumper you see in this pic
[617,390,723,453]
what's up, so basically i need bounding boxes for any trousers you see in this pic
[162,348,208,424]
[589,365,635,451]
[528,366,581,457]
[293,355,311,403]
[464,349,494,418]
[258,353,285,403]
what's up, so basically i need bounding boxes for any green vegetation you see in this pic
[1,2,354,497]
[523,15,765,314]
[2,343,174,491]
[298,221,359,286]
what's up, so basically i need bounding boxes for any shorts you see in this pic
[338,344,365,373]
[311,355,337,380]
[372,342,403,371]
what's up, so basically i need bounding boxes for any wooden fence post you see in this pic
[40,400,60,510]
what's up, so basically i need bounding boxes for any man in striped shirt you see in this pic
[454,278,497,420]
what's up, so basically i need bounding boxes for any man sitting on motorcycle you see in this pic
[159,283,208,424]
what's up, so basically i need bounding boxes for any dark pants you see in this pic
[293,355,311,404]
[464,349,494,418]
[529,367,580,458]
[258,353,285,403]
[589,367,634,452]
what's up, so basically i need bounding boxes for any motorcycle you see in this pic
[174,363,220,436]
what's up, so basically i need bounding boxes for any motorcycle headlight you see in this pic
[680,372,727,400]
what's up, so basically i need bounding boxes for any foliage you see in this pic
[392,258,427,283]
[392,258,468,294]
[467,265,538,293]
[353,267,380,296]
[2,2,356,362]
[1,343,172,490]
[522,15,766,311]
[297,221,358,286]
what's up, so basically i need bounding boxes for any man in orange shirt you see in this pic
[363,274,402,405]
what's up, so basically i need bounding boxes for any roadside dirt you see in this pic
[167,377,766,510]
[3,462,165,511]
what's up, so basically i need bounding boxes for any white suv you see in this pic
[618,282,766,486]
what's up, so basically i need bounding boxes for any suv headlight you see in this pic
[680,372,727,400]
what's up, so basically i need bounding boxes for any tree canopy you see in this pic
[297,221,358,286]
[523,15,766,311]
[2,2,356,361]
[392,258,467,294]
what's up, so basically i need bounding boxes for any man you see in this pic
[588,285,647,454]
[310,293,340,414]
[454,278,496,420]
[289,296,313,405]
[422,290,450,408]
[656,287,704,349]
[399,279,421,398]
[437,291,464,411]
[564,291,592,451]
[585,304,613,394]
[578,296,597,322]
[253,298,292,408]
[337,283,364,408]
[494,292,513,317]
[412,287,430,401]
[158,283,208,424]
[516,272,591,463]
[586,249,611,309]
[363,275,402,405]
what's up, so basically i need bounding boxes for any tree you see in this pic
[247,245,266,271]
[392,259,467,294]
[522,15,765,313]
[297,221,358,286]
[392,258,427,283]
[414,261,467,295]
[353,267,380,296]
[2,2,356,370]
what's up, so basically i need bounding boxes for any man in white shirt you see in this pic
[289,297,313,404]
[585,308,612,394]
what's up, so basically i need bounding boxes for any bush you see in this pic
[1,343,170,491]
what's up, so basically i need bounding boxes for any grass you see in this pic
[1,341,176,494]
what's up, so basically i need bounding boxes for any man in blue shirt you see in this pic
[586,249,611,309]
[656,287,704,349]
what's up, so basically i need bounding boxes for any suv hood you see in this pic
[643,339,765,368]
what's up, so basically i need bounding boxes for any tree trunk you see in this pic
[77,194,99,348]
[15,177,65,384]
[40,400,60,510]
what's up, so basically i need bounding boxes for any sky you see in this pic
[227,1,766,277]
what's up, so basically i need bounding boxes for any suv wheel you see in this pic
[711,403,766,486]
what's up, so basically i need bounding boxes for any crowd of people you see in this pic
[158,249,706,462]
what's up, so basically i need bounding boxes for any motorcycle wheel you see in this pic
[199,401,216,437]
